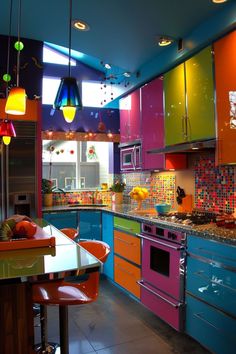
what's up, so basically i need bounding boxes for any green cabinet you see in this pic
[164,46,215,146]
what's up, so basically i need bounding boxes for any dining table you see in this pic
[0,218,101,354]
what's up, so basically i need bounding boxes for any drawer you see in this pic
[114,216,140,235]
[186,255,236,317]
[114,255,141,299]
[186,294,236,354]
[187,235,236,269]
[114,230,141,265]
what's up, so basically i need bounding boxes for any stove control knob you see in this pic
[144,225,152,233]
[168,231,177,240]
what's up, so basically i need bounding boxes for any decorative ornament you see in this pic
[14,40,24,51]
[3,74,11,82]
[87,145,97,160]
[97,111,106,132]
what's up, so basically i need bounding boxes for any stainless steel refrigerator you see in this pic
[0,121,39,222]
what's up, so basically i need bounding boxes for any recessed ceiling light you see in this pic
[72,19,90,31]
[123,72,131,77]
[212,0,227,3]
[157,36,173,47]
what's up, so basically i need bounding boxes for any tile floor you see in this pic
[34,277,210,354]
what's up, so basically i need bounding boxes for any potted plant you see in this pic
[42,179,53,207]
[110,179,126,204]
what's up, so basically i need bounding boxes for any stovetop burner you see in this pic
[153,211,217,226]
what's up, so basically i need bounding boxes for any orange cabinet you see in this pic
[114,255,141,299]
[114,230,141,265]
[214,30,236,165]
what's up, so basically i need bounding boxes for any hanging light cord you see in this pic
[6,0,13,97]
[16,0,22,87]
[68,0,72,77]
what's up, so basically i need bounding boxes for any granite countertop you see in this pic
[42,204,236,246]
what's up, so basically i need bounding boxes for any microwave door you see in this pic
[121,147,135,170]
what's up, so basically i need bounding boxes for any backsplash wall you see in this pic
[122,153,236,214]
[194,153,236,213]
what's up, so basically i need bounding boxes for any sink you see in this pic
[68,204,107,207]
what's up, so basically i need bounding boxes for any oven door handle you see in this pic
[137,280,182,308]
[136,233,184,251]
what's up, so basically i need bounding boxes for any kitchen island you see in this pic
[0,219,101,354]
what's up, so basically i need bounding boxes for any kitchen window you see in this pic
[42,140,112,190]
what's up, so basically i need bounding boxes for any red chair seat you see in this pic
[79,240,110,263]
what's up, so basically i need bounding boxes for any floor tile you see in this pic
[34,277,210,354]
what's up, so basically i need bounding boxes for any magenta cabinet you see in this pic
[141,77,165,170]
[119,89,141,144]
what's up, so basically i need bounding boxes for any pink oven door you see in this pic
[141,234,184,301]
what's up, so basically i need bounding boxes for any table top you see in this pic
[0,219,101,280]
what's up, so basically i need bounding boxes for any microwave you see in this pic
[120,145,142,171]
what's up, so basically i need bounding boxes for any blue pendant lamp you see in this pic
[54,0,82,123]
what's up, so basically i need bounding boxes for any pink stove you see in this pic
[137,223,186,331]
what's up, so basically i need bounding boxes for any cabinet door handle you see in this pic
[181,115,185,139]
[137,280,182,308]
[114,236,134,246]
[115,263,133,276]
[116,225,134,232]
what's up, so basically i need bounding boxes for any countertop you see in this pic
[42,204,236,246]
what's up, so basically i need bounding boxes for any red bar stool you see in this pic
[60,228,78,240]
[32,240,110,354]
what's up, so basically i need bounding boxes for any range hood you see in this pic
[147,139,216,154]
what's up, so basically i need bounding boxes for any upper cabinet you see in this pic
[119,89,141,144]
[214,30,236,165]
[164,46,215,146]
[141,77,165,170]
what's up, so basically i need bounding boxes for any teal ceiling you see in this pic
[0,0,235,94]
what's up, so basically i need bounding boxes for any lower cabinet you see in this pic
[43,211,78,230]
[79,211,101,240]
[114,255,141,298]
[102,212,114,279]
[113,217,141,299]
[186,235,236,354]
[186,294,236,354]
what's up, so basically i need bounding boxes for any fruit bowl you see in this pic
[155,203,171,214]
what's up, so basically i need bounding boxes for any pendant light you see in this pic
[5,0,26,115]
[0,120,16,145]
[0,0,16,145]
[54,0,82,123]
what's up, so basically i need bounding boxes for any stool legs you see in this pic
[35,304,59,354]
[59,305,69,354]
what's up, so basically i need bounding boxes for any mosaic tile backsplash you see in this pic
[123,172,176,208]
[194,154,235,213]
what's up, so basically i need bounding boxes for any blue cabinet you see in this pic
[186,235,236,354]
[102,212,114,280]
[43,211,78,230]
[79,211,101,240]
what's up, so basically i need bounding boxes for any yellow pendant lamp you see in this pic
[5,0,26,116]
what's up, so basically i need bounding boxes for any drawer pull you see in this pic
[115,263,133,276]
[194,312,219,331]
[116,225,134,232]
[137,280,182,308]
[115,237,134,246]
[194,271,236,293]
